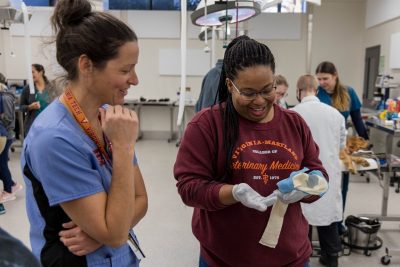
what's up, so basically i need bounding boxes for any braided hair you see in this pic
[217,36,275,180]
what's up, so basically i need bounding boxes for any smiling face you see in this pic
[32,66,43,84]
[90,41,139,105]
[275,84,288,102]
[227,65,275,123]
[316,72,337,93]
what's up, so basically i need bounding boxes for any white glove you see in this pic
[232,183,277,212]
[274,189,307,204]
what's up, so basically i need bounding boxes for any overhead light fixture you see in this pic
[199,26,224,41]
[0,3,31,25]
[191,0,261,27]
[199,26,212,41]
[0,6,16,21]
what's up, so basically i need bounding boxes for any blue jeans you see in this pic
[338,171,350,234]
[199,255,208,267]
[0,139,14,193]
[199,255,310,267]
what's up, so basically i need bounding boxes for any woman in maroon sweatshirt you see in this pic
[174,36,328,267]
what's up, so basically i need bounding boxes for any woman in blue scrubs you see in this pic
[315,61,368,236]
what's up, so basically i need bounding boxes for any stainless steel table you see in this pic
[360,118,400,221]
[124,99,176,142]
[124,99,195,144]
[366,117,400,154]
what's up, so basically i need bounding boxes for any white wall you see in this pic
[3,35,56,79]
[365,17,400,84]
[257,37,307,105]
[365,0,400,28]
[0,30,6,74]
[0,0,369,133]
[136,0,366,130]
[311,0,366,98]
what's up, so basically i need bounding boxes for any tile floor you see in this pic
[1,140,400,267]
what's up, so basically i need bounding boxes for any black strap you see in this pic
[23,163,87,267]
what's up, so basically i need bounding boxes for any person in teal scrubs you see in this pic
[315,61,369,237]
[20,64,51,136]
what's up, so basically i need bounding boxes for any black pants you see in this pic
[337,171,350,234]
[342,171,349,211]
[311,223,342,256]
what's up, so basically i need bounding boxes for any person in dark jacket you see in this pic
[195,59,223,112]
[20,64,51,136]
[0,74,23,204]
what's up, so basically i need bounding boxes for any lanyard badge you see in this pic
[62,89,112,164]
[127,231,145,260]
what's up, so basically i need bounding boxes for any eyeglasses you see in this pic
[229,79,276,101]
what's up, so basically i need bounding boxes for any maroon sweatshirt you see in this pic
[174,104,328,267]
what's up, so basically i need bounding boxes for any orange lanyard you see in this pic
[62,88,112,164]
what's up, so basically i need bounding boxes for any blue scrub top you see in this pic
[316,86,361,120]
[22,99,140,267]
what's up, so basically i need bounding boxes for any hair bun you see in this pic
[52,0,92,31]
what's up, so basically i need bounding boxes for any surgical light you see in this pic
[191,0,261,26]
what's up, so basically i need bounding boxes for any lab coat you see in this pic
[291,96,346,226]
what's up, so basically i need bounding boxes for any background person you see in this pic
[292,74,346,267]
[21,0,148,266]
[20,64,51,136]
[274,74,289,108]
[315,61,368,232]
[0,73,22,204]
[174,36,328,267]
[195,59,223,112]
[315,61,367,140]
[0,72,9,153]
[0,74,7,214]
